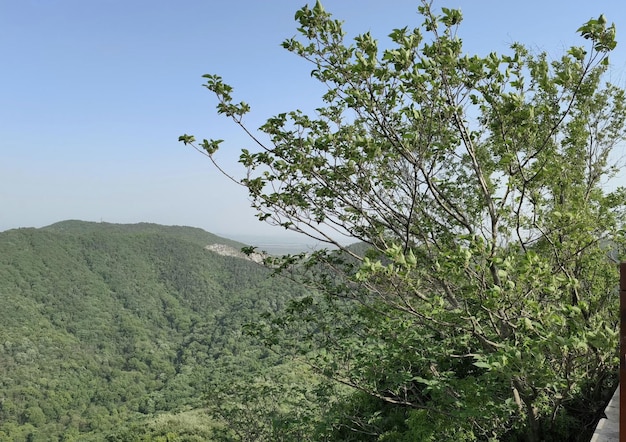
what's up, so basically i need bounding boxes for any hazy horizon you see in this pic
[0,217,344,255]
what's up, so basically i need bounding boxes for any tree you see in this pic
[180,2,626,440]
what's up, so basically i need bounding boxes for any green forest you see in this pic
[0,220,324,441]
[4,1,626,441]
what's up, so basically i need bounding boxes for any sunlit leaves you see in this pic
[181,1,625,440]
[577,15,617,52]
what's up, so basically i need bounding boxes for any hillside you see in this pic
[0,221,311,441]
[42,220,245,249]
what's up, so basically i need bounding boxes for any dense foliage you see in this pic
[0,221,318,441]
[181,1,626,440]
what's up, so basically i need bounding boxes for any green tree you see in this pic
[181,2,626,440]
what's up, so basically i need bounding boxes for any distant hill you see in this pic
[42,219,245,249]
[0,220,308,441]
[223,232,328,255]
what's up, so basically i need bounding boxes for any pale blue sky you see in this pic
[2,1,626,238]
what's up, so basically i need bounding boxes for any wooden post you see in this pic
[619,262,626,442]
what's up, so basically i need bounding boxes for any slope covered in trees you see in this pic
[0,220,313,441]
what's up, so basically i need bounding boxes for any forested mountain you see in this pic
[0,220,314,441]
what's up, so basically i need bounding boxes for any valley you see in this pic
[0,220,320,441]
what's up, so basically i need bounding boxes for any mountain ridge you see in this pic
[41,219,246,250]
[0,220,306,440]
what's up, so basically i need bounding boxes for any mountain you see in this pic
[42,220,245,249]
[0,221,309,441]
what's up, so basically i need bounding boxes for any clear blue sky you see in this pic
[2,0,625,238]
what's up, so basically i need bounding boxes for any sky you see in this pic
[2,0,626,240]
